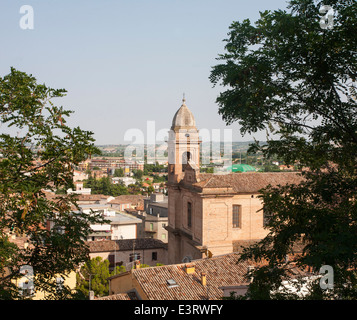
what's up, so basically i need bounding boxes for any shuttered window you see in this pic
[232,205,241,228]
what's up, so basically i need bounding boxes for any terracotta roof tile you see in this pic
[131,253,253,300]
[110,195,144,206]
[192,172,303,193]
[87,239,168,253]
[95,293,134,300]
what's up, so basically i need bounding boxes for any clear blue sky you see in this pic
[0,0,290,145]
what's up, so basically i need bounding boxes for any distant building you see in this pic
[112,176,136,187]
[67,181,91,195]
[73,169,88,182]
[143,193,168,243]
[75,194,114,205]
[81,205,142,241]
[87,239,168,271]
[83,158,144,173]
[108,195,145,210]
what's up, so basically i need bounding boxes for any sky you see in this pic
[0,0,291,145]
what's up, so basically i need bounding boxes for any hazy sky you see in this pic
[0,0,290,145]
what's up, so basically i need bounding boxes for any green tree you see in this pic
[113,168,124,177]
[210,0,357,299]
[110,183,129,197]
[147,185,155,195]
[0,68,107,299]
[132,169,144,180]
[76,257,126,298]
[84,175,129,196]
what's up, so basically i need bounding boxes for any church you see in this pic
[166,98,303,264]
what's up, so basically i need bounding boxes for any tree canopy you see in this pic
[76,257,126,298]
[210,0,357,299]
[0,68,107,299]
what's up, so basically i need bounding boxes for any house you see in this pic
[74,194,114,205]
[6,234,78,300]
[73,169,88,182]
[143,193,168,242]
[108,195,145,210]
[112,176,136,187]
[103,252,255,300]
[81,206,142,241]
[107,198,133,212]
[67,181,91,195]
[87,239,168,271]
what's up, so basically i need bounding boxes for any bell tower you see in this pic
[167,97,201,264]
[168,97,200,184]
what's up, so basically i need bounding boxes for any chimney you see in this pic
[201,273,207,286]
[184,263,195,274]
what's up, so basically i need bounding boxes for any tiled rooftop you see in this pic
[192,172,303,193]
[87,238,168,253]
[130,252,253,300]
[95,292,136,300]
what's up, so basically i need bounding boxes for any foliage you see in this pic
[210,0,357,299]
[76,256,126,298]
[113,168,124,177]
[0,68,107,299]
[84,175,129,196]
[144,163,167,175]
[132,169,144,180]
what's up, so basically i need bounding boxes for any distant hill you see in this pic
[96,141,267,153]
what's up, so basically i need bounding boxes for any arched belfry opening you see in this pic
[182,151,191,172]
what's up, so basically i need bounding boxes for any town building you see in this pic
[103,252,255,300]
[79,204,142,241]
[112,176,136,186]
[87,239,168,271]
[166,98,304,264]
[108,195,145,210]
[67,181,91,195]
[143,193,168,242]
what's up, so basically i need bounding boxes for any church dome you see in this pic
[171,98,197,131]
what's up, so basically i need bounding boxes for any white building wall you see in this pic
[111,224,137,240]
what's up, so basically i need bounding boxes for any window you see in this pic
[182,151,191,172]
[162,233,166,240]
[129,253,141,262]
[167,279,178,288]
[187,202,192,228]
[263,208,273,227]
[152,252,157,261]
[232,205,241,228]
[150,223,154,231]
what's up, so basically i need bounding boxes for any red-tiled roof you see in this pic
[87,239,168,253]
[192,172,303,193]
[95,293,133,300]
[131,253,253,300]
